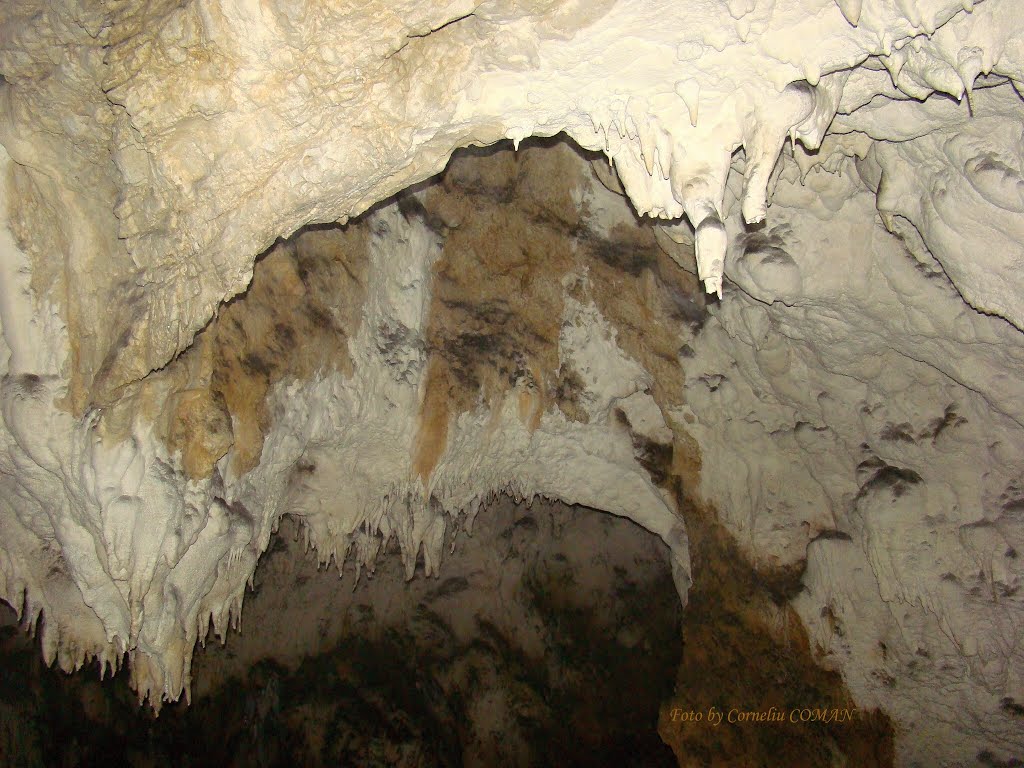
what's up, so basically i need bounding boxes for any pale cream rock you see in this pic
[0,1,1023,765]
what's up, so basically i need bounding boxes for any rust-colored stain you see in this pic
[113,225,370,480]
[413,356,452,483]
[655,464,895,767]
[206,227,368,477]
[411,138,707,484]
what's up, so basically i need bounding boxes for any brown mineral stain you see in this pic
[583,221,705,409]
[669,422,704,492]
[614,388,892,766]
[413,357,451,482]
[114,224,370,480]
[165,387,233,480]
[203,226,368,477]
[643,435,895,767]
[173,138,888,767]
[412,139,582,481]
[410,137,708,485]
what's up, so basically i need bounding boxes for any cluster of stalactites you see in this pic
[578,76,839,298]
[570,0,994,298]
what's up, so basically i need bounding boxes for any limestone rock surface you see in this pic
[1,2,1023,766]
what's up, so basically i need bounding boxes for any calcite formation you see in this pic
[0,1,1023,765]
[1,497,689,767]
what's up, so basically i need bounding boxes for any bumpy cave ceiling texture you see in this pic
[1,0,1023,766]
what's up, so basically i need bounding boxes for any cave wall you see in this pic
[0,2,1023,766]
[685,148,1024,765]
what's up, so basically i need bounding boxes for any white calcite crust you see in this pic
[4,0,1016,398]
[684,157,1024,765]
[0,1,1023,764]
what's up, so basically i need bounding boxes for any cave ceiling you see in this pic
[1,1,1023,765]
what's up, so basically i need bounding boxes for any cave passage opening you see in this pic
[1,496,685,768]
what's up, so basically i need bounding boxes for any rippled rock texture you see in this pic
[2,3,1024,761]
